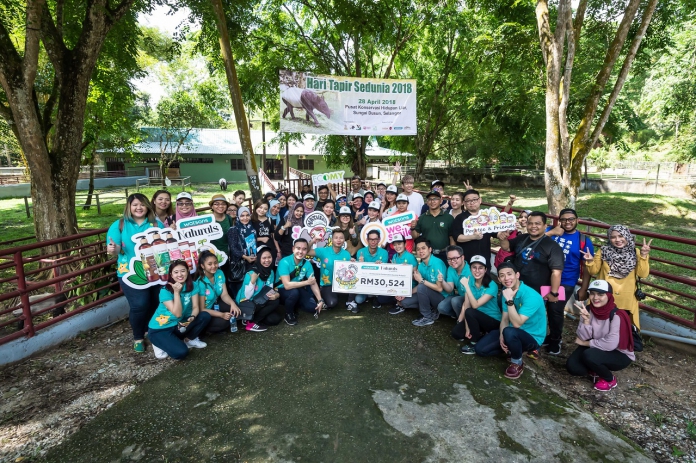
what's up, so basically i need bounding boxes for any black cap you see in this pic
[426,190,441,199]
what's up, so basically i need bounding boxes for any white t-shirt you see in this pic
[405,192,424,216]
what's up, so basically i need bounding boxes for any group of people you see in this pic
[107,168,652,391]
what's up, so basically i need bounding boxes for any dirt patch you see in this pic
[1,315,695,462]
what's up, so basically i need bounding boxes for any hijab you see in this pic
[588,292,634,352]
[588,293,616,321]
[235,206,255,238]
[253,247,274,282]
[601,225,637,279]
[267,200,281,226]
[175,200,198,222]
[289,203,305,228]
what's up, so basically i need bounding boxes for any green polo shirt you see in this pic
[417,255,449,297]
[414,209,453,251]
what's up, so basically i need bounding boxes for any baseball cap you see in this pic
[426,190,441,198]
[353,193,364,200]
[376,182,387,188]
[390,233,406,243]
[368,201,380,210]
[336,194,347,202]
[338,206,352,215]
[176,192,192,201]
[303,194,315,201]
[588,280,613,294]
[470,255,487,266]
[364,190,375,197]
[431,179,445,188]
[396,193,409,203]
[386,185,398,194]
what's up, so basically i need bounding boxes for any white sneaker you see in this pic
[152,344,169,359]
[185,338,207,349]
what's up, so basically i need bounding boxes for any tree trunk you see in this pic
[210,0,261,202]
[84,151,95,209]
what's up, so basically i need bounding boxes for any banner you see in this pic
[359,222,389,247]
[311,170,345,186]
[279,70,416,135]
[121,214,228,289]
[290,212,346,258]
[382,211,416,243]
[461,207,517,235]
[332,261,413,297]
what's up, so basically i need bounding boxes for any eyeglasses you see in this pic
[447,255,462,261]
[177,201,193,206]
[464,198,480,204]
[212,202,227,207]
[368,238,380,241]
[559,218,577,223]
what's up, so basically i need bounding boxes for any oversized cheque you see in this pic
[332,261,413,297]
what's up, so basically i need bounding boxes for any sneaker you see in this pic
[246,323,268,332]
[412,317,435,327]
[504,362,525,379]
[185,338,207,349]
[372,299,382,309]
[594,376,617,392]
[546,339,562,355]
[133,340,145,353]
[526,349,540,360]
[388,304,404,315]
[152,344,169,359]
[241,320,248,326]
[347,302,359,314]
[460,344,476,355]
[285,313,298,326]
[588,370,599,383]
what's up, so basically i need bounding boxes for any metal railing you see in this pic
[482,202,696,329]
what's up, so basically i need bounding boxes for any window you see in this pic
[230,159,245,170]
[180,158,213,164]
[298,159,314,170]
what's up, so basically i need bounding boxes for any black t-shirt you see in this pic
[252,219,276,252]
[450,211,495,266]
[508,234,565,293]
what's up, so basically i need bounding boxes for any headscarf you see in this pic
[175,198,198,222]
[588,293,616,321]
[289,203,305,228]
[235,206,255,237]
[601,225,637,279]
[587,292,634,352]
[253,246,274,282]
[267,200,280,226]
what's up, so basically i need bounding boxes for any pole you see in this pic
[285,141,290,180]
[654,163,660,194]
[262,121,267,175]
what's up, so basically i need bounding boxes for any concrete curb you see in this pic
[0,296,129,366]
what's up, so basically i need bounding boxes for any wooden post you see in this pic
[24,196,30,218]
[96,194,101,214]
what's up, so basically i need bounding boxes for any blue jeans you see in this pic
[437,295,464,318]
[149,312,212,360]
[401,284,445,319]
[475,327,539,364]
[119,278,161,341]
[348,294,369,304]
[279,286,318,315]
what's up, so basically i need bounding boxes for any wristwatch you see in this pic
[505,300,514,306]
[549,291,559,297]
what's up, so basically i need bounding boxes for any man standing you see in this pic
[420,180,450,214]
[378,234,419,315]
[410,190,454,264]
[542,208,595,354]
[474,262,547,379]
[308,229,351,309]
[498,212,565,353]
[347,175,365,202]
[402,240,449,327]
[400,174,424,215]
[346,230,389,313]
[437,245,471,318]
[277,239,325,326]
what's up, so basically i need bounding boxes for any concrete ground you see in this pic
[43,302,651,463]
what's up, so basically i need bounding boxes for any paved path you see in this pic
[44,306,651,462]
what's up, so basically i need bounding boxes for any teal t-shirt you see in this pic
[276,256,314,289]
[446,263,472,296]
[356,247,389,264]
[468,280,501,321]
[236,269,276,303]
[503,282,547,346]
[195,269,227,310]
[107,217,164,278]
[314,246,351,287]
[418,256,449,297]
[392,251,418,288]
[148,285,200,330]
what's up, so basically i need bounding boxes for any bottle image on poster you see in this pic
[137,235,160,282]
[149,231,170,281]
[166,232,182,261]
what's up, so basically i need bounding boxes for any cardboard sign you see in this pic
[382,211,415,243]
[360,222,389,247]
[290,212,346,253]
[332,261,413,297]
[122,214,228,289]
[311,170,345,186]
[461,207,517,235]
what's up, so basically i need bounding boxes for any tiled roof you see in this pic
[128,128,411,157]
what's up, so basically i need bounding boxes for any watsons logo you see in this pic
[361,265,379,270]
[179,216,214,228]
[393,127,403,130]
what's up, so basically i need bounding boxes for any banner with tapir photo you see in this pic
[279,70,416,136]
[121,214,228,289]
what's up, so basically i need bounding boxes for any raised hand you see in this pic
[640,237,653,257]
[509,194,516,203]
[284,219,292,229]
[463,179,473,190]
[172,282,183,293]
[437,270,443,282]
[359,254,365,262]
[574,301,590,324]
[497,231,510,241]
[413,268,422,283]
[502,287,516,302]
[106,237,117,255]
[579,247,593,262]
[393,161,401,173]
[460,276,469,288]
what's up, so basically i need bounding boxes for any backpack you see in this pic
[609,308,643,352]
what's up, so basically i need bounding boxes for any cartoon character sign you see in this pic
[335,263,359,290]
[461,207,517,236]
[290,213,346,259]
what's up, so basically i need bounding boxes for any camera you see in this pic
[635,288,647,301]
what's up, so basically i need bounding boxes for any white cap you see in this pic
[176,192,192,201]
[470,255,487,266]
[336,194,347,201]
[303,194,315,201]
[396,193,409,203]
[588,279,613,294]
[390,233,406,243]
[353,193,364,199]
[338,206,352,215]
[368,201,381,210]
[386,185,398,194]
